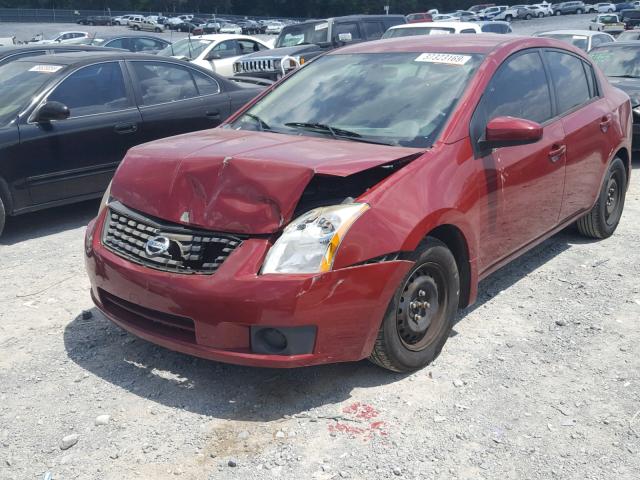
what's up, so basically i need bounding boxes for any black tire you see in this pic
[577,157,627,239]
[576,8,583,14]
[525,13,533,19]
[555,10,562,15]
[505,14,513,21]
[538,12,543,17]
[608,8,614,12]
[369,237,460,372]
[0,196,5,237]
[155,27,161,32]
[133,25,140,30]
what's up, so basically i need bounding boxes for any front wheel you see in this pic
[608,8,614,12]
[155,27,161,32]
[576,157,627,239]
[369,237,460,372]
[505,14,513,21]
[555,10,561,15]
[576,8,583,14]
[525,13,532,19]
[538,12,544,17]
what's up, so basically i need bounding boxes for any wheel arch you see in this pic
[0,176,13,214]
[614,147,631,187]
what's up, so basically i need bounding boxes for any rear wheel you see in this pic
[133,25,140,30]
[505,14,513,20]
[576,8,583,14]
[538,12,544,17]
[555,10,562,15]
[155,27,161,32]
[608,8,614,12]
[369,238,460,372]
[576,157,627,239]
[525,13,532,19]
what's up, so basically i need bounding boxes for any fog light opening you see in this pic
[260,328,288,352]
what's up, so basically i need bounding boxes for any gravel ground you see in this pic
[1,14,639,480]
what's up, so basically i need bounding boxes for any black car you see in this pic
[590,42,640,149]
[620,9,640,28]
[0,44,120,66]
[77,15,113,26]
[176,21,201,32]
[237,20,262,34]
[66,35,171,53]
[233,15,406,80]
[0,52,264,235]
[615,2,636,11]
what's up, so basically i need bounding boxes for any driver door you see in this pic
[207,40,239,75]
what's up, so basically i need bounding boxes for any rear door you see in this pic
[127,60,230,143]
[543,49,616,219]
[472,49,567,271]
[19,61,142,204]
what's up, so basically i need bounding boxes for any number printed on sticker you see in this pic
[414,53,471,65]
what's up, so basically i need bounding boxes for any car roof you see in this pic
[388,21,480,29]
[538,29,604,36]
[0,44,116,55]
[337,33,529,55]
[86,34,168,41]
[10,51,168,66]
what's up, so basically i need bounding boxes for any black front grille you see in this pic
[102,201,244,275]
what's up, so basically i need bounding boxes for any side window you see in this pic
[460,28,477,34]
[333,22,362,40]
[134,38,161,52]
[362,21,385,39]
[105,38,126,49]
[48,62,131,117]
[191,70,220,96]
[478,51,553,126]
[237,39,261,54]
[597,34,613,44]
[545,50,591,113]
[131,61,198,105]
[212,40,238,58]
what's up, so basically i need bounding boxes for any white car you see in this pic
[29,31,88,44]
[157,34,272,77]
[589,13,625,32]
[113,15,136,26]
[219,23,242,34]
[536,29,614,51]
[493,6,528,20]
[131,17,166,32]
[265,21,285,34]
[125,15,145,26]
[532,3,554,15]
[594,2,616,11]
[479,5,508,19]
[166,15,193,27]
[432,14,459,22]
[383,21,482,37]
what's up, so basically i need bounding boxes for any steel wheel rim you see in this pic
[605,172,622,225]
[396,262,447,351]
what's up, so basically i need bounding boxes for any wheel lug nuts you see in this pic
[419,290,426,297]
[414,314,421,321]
[410,301,416,309]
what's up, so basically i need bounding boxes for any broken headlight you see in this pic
[261,203,369,274]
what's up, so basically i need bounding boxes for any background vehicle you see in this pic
[469,3,496,12]
[219,23,243,34]
[614,1,636,10]
[0,44,120,66]
[77,16,113,26]
[449,10,480,21]
[0,52,265,235]
[113,15,136,26]
[65,35,170,53]
[237,20,262,34]
[29,31,89,44]
[589,13,625,31]
[590,42,640,148]
[617,29,640,38]
[537,29,614,50]
[494,5,535,20]
[158,35,271,76]
[233,15,406,80]
[0,37,16,46]
[406,12,434,22]
[265,21,286,34]
[383,21,482,37]
[131,18,166,33]
[554,1,587,14]
[474,20,513,32]
[85,35,630,373]
[533,3,555,15]
[479,5,508,19]
[595,2,616,11]
[620,9,640,28]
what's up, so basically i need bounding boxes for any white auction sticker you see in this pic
[414,53,471,65]
[29,65,63,73]
[315,22,328,30]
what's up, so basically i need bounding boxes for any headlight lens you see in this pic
[262,203,369,274]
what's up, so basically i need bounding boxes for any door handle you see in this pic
[114,123,138,134]
[600,114,612,133]
[548,144,566,163]
[205,110,221,121]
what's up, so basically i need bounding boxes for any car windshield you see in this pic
[539,33,588,50]
[275,22,330,47]
[382,27,456,38]
[599,15,618,22]
[157,38,212,59]
[0,60,62,126]
[230,52,483,148]
[590,46,640,77]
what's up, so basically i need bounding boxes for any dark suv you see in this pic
[77,15,113,26]
[620,9,640,28]
[233,15,406,80]
[554,1,587,14]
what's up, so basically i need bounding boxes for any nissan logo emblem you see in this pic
[145,236,170,257]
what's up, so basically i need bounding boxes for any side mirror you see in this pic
[36,101,70,123]
[482,116,542,149]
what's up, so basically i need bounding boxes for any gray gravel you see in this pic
[0,14,639,480]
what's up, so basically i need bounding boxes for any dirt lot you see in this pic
[0,159,638,480]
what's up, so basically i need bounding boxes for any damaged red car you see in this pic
[85,35,631,371]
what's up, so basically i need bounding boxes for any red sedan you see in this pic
[85,35,631,372]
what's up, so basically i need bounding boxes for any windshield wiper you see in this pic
[244,113,271,131]
[284,122,394,145]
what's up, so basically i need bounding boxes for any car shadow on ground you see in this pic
[0,199,99,246]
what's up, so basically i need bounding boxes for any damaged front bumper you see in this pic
[85,211,413,368]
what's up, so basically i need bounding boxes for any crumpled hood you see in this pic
[111,128,422,234]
